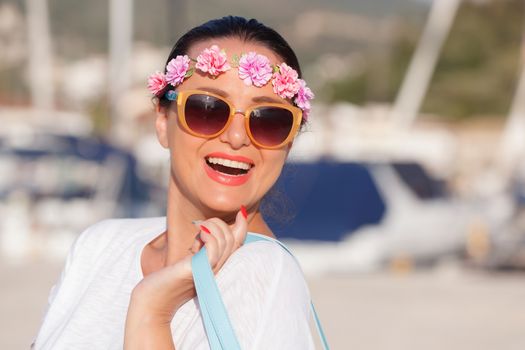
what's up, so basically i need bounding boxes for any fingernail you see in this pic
[195,233,205,244]
[192,220,203,225]
[240,205,248,219]
[200,225,211,234]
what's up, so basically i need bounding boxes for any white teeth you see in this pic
[207,157,252,170]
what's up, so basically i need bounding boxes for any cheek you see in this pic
[167,118,203,169]
[260,150,288,184]
[168,114,197,148]
[166,115,181,146]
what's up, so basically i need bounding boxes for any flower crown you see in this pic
[147,45,314,120]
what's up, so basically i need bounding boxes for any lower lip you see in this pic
[204,161,252,186]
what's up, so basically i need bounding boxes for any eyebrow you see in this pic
[197,86,228,97]
[196,86,284,104]
[252,95,283,104]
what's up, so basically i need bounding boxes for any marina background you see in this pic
[1,0,525,348]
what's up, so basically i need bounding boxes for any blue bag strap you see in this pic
[244,233,331,350]
[192,246,242,350]
[191,232,330,350]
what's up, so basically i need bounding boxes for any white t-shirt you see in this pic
[32,217,315,349]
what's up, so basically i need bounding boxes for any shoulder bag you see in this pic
[191,232,331,349]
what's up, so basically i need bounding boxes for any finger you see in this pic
[231,208,248,249]
[208,217,235,259]
[199,225,220,267]
[193,221,223,269]
[190,233,204,254]
[202,220,232,273]
[202,220,226,254]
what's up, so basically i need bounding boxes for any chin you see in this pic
[200,190,247,215]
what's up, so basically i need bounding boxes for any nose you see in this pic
[219,111,251,149]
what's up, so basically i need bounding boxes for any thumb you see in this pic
[189,232,204,254]
[231,206,248,246]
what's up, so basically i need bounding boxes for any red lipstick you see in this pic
[203,152,254,186]
[205,152,254,165]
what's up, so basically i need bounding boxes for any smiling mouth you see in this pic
[205,156,254,176]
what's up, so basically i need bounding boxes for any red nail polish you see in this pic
[200,225,211,234]
[197,233,205,245]
[240,205,248,219]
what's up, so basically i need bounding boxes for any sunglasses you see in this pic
[170,89,303,149]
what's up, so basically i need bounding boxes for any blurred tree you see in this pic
[327,0,525,120]
[327,17,419,105]
[424,0,524,119]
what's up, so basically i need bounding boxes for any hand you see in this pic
[194,210,249,275]
[125,209,248,330]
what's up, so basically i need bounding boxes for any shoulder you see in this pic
[67,217,166,266]
[221,239,294,274]
[43,217,165,305]
[228,239,300,272]
[212,237,314,349]
[217,237,311,300]
[75,216,165,246]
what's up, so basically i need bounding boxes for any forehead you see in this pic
[179,36,289,103]
[187,37,282,64]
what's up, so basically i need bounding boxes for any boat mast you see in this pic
[499,21,525,177]
[108,0,133,129]
[26,0,54,111]
[390,0,461,129]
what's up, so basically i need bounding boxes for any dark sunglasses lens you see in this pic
[249,107,294,147]
[184,94,230,135]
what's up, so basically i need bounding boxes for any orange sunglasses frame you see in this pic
[173,89,303,149]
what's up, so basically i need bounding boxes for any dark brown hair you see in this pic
[158,16,303,110]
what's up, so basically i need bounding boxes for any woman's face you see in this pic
[155,37,294,217]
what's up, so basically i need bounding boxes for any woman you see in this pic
[33,16,317,349]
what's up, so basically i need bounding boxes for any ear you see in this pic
[283,139,294,158]
[155,103,170,149]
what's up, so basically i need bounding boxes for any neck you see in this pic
[155,175,275,266]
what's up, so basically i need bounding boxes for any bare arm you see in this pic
[124,210,248,349]
[124,316,175,349]
[124,301,177,350]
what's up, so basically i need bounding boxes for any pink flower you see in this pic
[195,45,231,76]
[238,52,273,87]
[165,55,191,86]
[294,78,314,120]
[147,71,167,95]
[272,63,300,99]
